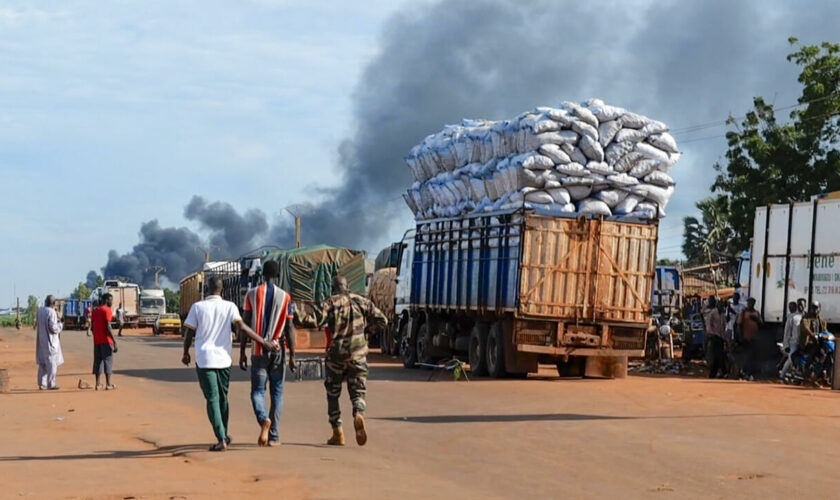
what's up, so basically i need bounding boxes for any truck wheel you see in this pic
[416,323,434,365]
[382,327,391,355]
[486,321,506,378]
[556,356,586,377]
[400,326,418,368]
[468,323,489,376]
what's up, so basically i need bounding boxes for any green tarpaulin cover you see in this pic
[261,245,366,307]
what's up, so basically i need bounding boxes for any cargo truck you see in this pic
[139,289,166,327]
[388,208,658,378]
[737,193,840,331]
[63,299,92,330]
[92,280,140,328]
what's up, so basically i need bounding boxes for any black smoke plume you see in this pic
[93,0,840,286]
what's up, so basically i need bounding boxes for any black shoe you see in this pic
[225,436,232,445]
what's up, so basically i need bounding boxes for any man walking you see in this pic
[309,276,387,446]
[240,261,297,446]
[780,301,803,381]
[91,293,118,390]
[35,295,64,390]
[182,276,274,452]
[703,296,725,378]
[116,303,125,337]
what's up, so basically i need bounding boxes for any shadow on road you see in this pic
[376,413,631,423]
[0,443,260,462]
[375,411,840,424]
[116,368,252,383]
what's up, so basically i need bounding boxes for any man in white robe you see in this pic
[36,295,64,390]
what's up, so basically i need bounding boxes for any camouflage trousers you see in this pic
[324,356,368,427]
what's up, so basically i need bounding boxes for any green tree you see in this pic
[682,195,736,267]
[26,295,39,325]
[712,38,840,252]
[96,275,104,288]
[164,288,180,315]
[71,282,91,300]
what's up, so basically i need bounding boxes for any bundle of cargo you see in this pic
[368,267,397,320]
[261,245,367,323]
[402,99,680,220]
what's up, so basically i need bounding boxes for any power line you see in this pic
[669,93,839,136]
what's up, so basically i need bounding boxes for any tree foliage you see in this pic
[71,282,92,300]
[710,38,840,252]
[164,288,180,315]
[26,295,39,324]
[682,195,737,267]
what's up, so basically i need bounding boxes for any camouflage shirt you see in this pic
[311,293,387,360]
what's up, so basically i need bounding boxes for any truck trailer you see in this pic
[738,193,840,331]
[389,208,658,378]
[92,280,140,328]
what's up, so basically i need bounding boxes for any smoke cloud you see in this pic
[93,0,840,285]
[267,0,840,253]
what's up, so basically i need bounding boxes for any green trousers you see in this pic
[196,366,230,442]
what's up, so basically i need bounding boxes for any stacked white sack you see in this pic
[402,99,680,220]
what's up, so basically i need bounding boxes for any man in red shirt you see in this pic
[91,293,119,390]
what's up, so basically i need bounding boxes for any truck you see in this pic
[738,193,840,331]
[92,280,140,328]
[63,299,92,330]
[139,289,166,327]
[387,208,658,378]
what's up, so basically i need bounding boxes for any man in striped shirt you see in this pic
[240,260,297,446]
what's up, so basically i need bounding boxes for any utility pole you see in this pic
[146,266,166,288]
[286,204,310,249]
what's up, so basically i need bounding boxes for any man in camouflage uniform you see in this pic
[309,276,387,446]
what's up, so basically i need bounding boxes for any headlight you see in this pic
[659,325,672,336]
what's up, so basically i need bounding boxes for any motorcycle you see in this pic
[646,312,680,360]
[782,331,836,387]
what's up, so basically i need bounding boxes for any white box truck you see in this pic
[738,193,840,329]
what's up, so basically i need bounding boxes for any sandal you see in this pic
[95,384,104,391]
[105,384,115,390]
[208,441,227,452]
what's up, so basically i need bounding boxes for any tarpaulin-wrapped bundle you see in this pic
[367,267,397,319]
[403,99,680,220]
[261,245,367,323]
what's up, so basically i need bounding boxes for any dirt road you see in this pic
[1,326,839,499]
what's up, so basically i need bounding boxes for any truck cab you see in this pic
[139,289,166,327]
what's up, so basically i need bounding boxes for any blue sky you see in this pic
[2,0,839,307]
[0,1,411,305]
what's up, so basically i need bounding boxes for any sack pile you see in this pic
[402,99,680,220]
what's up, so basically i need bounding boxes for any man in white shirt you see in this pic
[35,295,64,390]
[780,301,803,381]
[182,276,275,451]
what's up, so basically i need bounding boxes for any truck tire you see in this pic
[381,325,391,355]
[416,322,434,365]
[486,321,506,378]
[468,323,489,376]
[400,327,418,368]
[556,356,586,378]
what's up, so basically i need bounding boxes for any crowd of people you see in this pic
[33,260,388,452]
[180,262,386,451]
[693,293,829,382]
